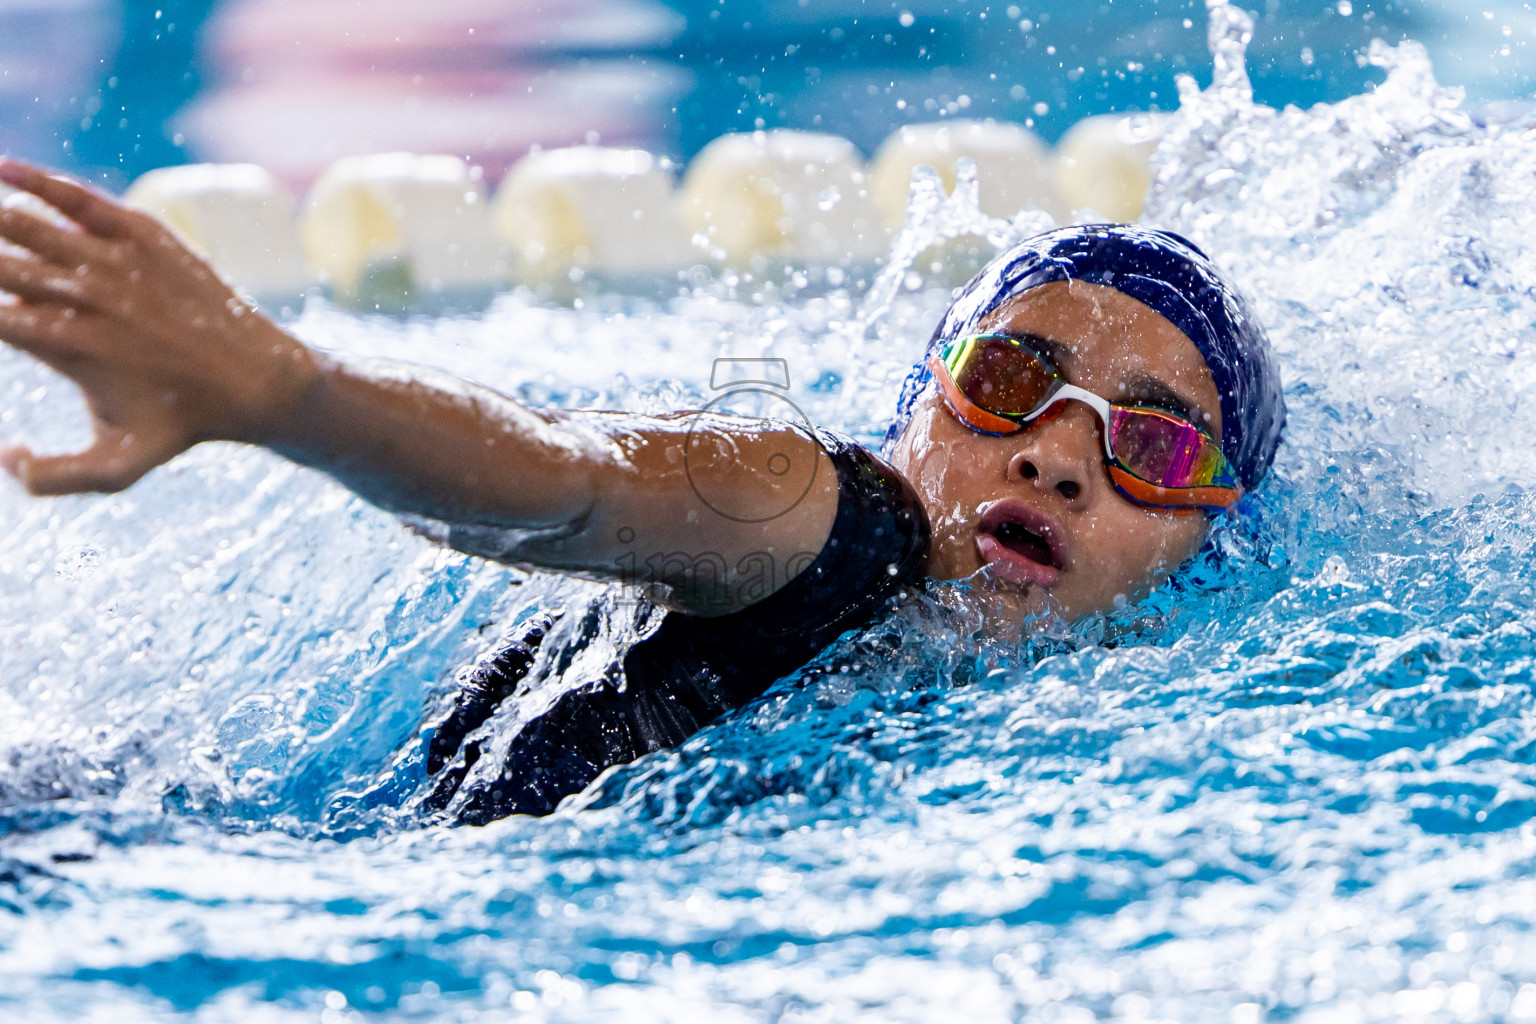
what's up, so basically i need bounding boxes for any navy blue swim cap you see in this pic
[882,223,1286,494]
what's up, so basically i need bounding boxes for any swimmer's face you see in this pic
[889,279,1222,623]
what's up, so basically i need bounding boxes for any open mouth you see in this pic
[975,501,1066,588]
[991,519,1059,568]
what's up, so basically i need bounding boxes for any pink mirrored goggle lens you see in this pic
[1107,405,1234,490]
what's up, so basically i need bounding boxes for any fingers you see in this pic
[0,162,228,317]
[0,444,23,478]
[0,160,147,241]
[1,429,162,496]
[0,204,108,270]
[0,302,99,361]
[0,253,107,310]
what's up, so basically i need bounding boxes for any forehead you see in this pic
[975,278,1222,431]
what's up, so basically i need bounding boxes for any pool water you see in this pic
[6,3,1536,1020]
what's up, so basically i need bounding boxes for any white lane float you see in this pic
[493,146,694,286]
[301,152,502,311]
[123,163,311,312]
[868,118,1061,229]
[1053,112,1171,223]
[82,112,1173,302]
[681,130,886,268]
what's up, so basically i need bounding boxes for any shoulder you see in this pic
[811,427,929,541]
[791,427,932,608]
[680,427,930,640]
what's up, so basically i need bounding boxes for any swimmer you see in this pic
[0,160,1283,822]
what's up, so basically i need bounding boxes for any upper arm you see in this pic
[453,409,842,617]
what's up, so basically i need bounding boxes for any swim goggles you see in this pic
[928,332,1242,511]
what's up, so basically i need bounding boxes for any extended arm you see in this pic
[0,160,838,615]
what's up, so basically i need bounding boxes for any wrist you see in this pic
[225,322,325,447]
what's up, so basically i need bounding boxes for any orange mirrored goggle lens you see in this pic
[938,332,1060,415]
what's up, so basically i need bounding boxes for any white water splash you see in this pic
[1149,0,1536,511]
[7,4,1536,1022]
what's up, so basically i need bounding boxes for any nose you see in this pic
[1008,399,1102,504]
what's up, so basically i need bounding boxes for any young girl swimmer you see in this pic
[0,160,1284,822]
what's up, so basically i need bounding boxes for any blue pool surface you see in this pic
[6,3,1536,1021]
[7,0,1536,185]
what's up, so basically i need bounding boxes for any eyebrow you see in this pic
[1003,330,1210,429]
[1116,373,1202,424]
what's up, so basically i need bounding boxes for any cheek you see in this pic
[893,406,1015,578]
[1157,514,1211,569]
[1083,509,1207,593]
[894,407,972,519]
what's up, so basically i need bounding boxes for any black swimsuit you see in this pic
[424,431,931,824]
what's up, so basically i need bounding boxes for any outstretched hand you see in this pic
[0,163,840,615]
[0,159,316,495]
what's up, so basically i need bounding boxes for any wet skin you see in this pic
[887,279,1224,622]
[0,159,1220,627]
[0,160,841,618]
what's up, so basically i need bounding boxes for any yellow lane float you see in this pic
[493,146,693,286]
[123,163,310,311]
[301,153,501,311]
[681,130,886,268]
[1054,112,1171,223]
[869,119,1061,229]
